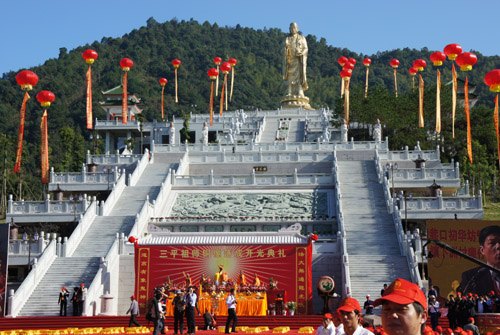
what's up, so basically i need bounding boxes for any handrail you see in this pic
[332,150,351,297]
[128,149,150,187]
[8,239,57,317]
[65,199,97,257]
[83,237,120,316]
[101,171,126,216]
[128,200,153,239]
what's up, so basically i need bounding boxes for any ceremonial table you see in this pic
[165,292,267,316]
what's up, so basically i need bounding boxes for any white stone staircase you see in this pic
[288,119,305,142]
[258,119,279,143]
[337,160,411,304]
[17,162,172,316]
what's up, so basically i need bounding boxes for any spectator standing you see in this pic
[373,278,428,335]
[363,295,374,315]
[337,297,374,335]
[463,317,480,335]
[71,287,79,316]
[58,286,69,316]
[172,290,185,334]
[225,288,238,334]
[126,295,142,327]
[316,313,335,335]
[184,286,198,335]
[428,295,440,330]
[151,291,164,335]
[381,284,387,297]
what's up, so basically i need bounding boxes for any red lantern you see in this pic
[82,49,98,64]
[128,236,137,243]
[444,43,463,61]
[221,62,231,74]
[16,70,39,91]
[430,51,446,66]
[390,59,400,69]
[348,58,356,65]
[208,68,219,79]
[172,59,181,68]
[36,91,55,107]
[229,58,237,67]
[409,67,418,76]
[455,52,477,72]
[214,57,222,65]
[159,78,168,86]
[311,234,319,241]
[343,62,355,72]
[484,70,500,92]
[413,59,427,71]
[338,56,348,67]
[363,58,372,67]
[340,70,352,79]
[120,58,133,71]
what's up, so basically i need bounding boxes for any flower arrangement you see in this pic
[286,301,297,312]
[268,303,276,311]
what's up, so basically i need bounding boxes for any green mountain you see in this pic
[0,17,499,203]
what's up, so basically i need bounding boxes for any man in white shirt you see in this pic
[316,313,335,335]
[126,295,142,327]
[225,288,238,334]
[337,297,374,335]
[184,286,198,335]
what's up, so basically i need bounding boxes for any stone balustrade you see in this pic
[7,194,90,223]
[49,166,120,191]
[172,169,333,187]
[150,215,335,223]
[153,139,388,153]
[86,153,143,165]
[188,150,333,164]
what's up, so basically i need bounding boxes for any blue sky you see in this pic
[1,0,498,76]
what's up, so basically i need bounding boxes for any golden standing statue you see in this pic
[281,22,313,110]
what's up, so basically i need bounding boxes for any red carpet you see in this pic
[0,315,323,331]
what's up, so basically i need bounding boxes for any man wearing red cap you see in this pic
[463,317,479,335]
[316,313,335,335]
[373,278,428,335]
[337,297,374,335]
[126,295,142,327]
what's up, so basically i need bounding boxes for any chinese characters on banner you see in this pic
[427,220,500,299]
[135,244,312,314]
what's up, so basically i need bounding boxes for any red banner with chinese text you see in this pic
[134,243,312,314]
[122,72,128,124]
[14,92,30,173]
[86,66,93,129]
[427,220,500,299]
[40,110,49,183]
[465,77,472,163]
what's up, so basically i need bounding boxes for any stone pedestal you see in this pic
[280,95,314,110]
[99,292,114,316]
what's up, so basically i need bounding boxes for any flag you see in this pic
[494,95,499,184]
[465,77,472,163]
[436,70,441,133]
[344,79,350,125]
[418,75,424,127]
[14,92,30,173]
[210,81,214,126]
[86,66,93,129]
[452,64,457,138]
[122,72,128,124]
[40,110,49,183]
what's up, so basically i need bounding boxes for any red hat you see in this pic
[80,283,85,286]
[62,286,66,290]
[436,326,443,332]
[131,295,136,299]
[323,313,333,319]
[467,317,474,323]
[373,278,427,310]
[337,297,361,313]
[457,292,462,296]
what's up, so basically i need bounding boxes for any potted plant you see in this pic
[286,301,297,316]
[269,303,276,315]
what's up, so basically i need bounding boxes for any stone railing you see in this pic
[149,216,334,224]
[64,199,97,257]
[153,139,388,153]
[399,193,483,219]
[7,239,57,317]
[171,170,333,187]
[332,151,351,297]
[152,171,173,218]
[9,233,49,255]
[377,143,440,161]
[7,194,90,221]
[187,150,333,164]
[95,119,141,129]
[49,166,120,189]
[86,153,144,165]
[128,149,150,187]
[84,237,120,316]
[101,170,126,216]
[128,198,154,239]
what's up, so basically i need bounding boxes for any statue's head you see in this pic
[289,22,299,35]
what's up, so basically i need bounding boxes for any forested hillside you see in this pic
[0,17,499,204]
